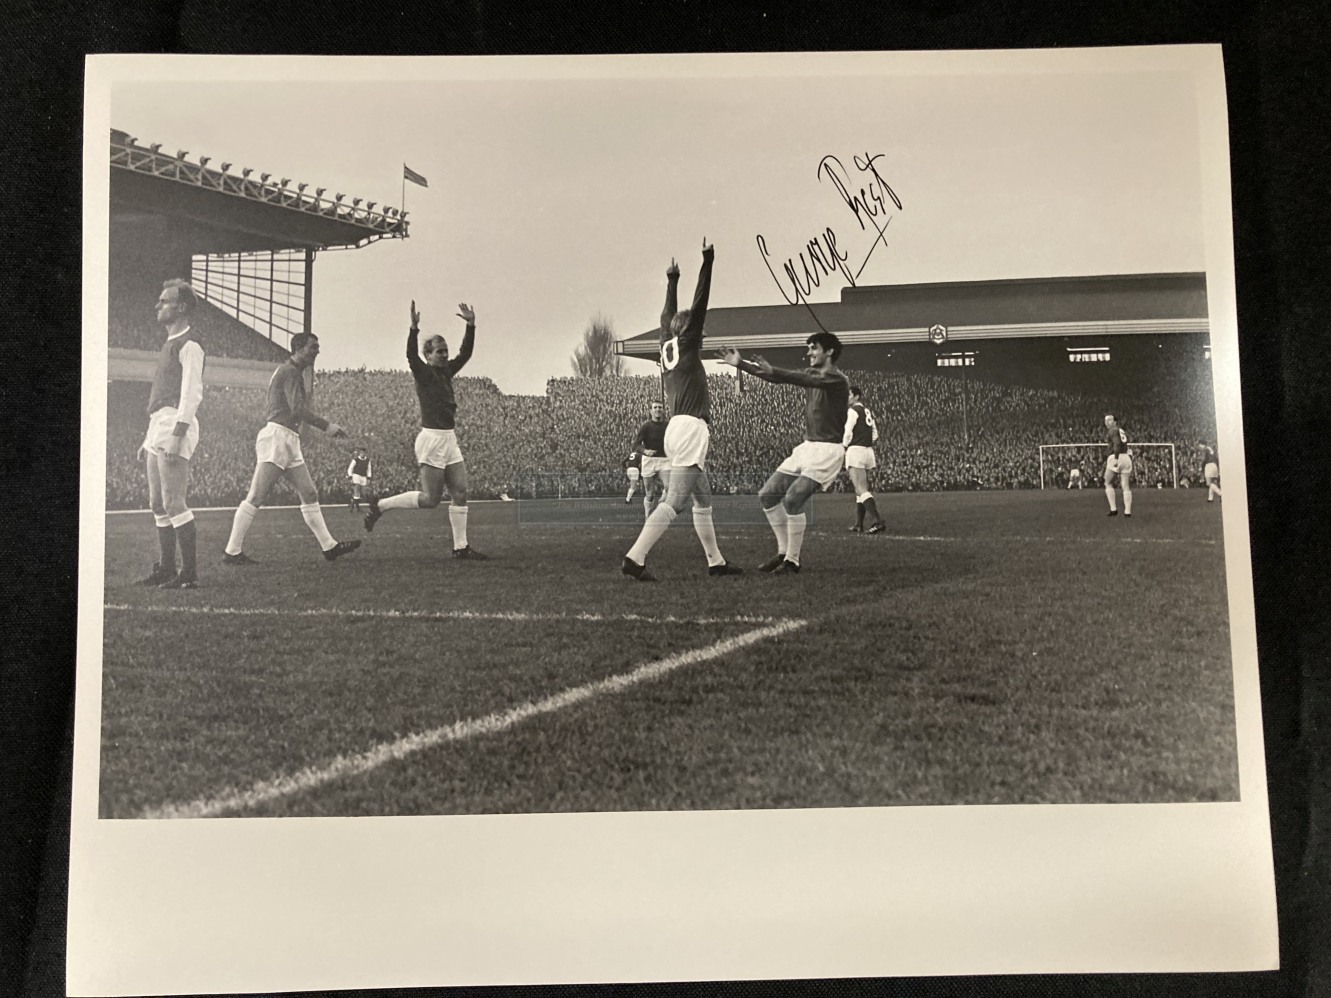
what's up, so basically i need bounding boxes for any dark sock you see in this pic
[176,520,197,576]
[158,525,177,570]
[864,497,880,522]
[855,501,865,527]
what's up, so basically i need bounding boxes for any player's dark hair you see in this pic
[849,385,863,398]
[807,331,843,361]
[162,278,199,313]
[290,332,318,355]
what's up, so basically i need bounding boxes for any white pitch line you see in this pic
[141,618,807,819]
[103,603,790,626]
[864,533,1216,546]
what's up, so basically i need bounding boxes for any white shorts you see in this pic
[845,445,877,471]
[625,467,640,481]
[415,427,464,469]
[142,408,199,461]
[1204,462,1219,482]
[641,455,671,479]
[1105,454,1134,481]
[255,422,305,470]
[350,474,369,487]
[778,440,846,489]
[663,415,710,470]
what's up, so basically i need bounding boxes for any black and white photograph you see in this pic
[69,48,1277,993]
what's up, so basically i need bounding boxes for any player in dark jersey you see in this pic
[621,241,742,581]
[137,278,205,589]
[1197,441,1222,502]
[842,385,885,534]
[1102,414,1134,517]
[631,399,670,518]
[362,301,487,559]
[623,450,642,503]
[347,449,372,511]
[720,332,851,573]
[222,333,361,563]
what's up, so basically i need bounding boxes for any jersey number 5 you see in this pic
[660,336,680,371]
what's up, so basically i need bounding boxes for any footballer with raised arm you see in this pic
[842,385,885,534]
[631,399,670,518]
[621,240,742,581]
[1103,413,1134,517]
[362,301,487,560]
[222,333,361,563]
[720,332,851,574]
[137,279,205,589]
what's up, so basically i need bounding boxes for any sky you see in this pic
[112,58,1206,395]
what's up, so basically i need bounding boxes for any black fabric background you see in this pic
[2,2,1327,996]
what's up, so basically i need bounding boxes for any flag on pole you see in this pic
[403,164,429,188]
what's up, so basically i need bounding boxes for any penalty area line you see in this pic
[140,617,807,819]
[103,604,790,626]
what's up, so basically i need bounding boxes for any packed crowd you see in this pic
[105,366,1219,508]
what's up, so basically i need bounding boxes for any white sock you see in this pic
[169,509,194,528]
[786,512,807,565]
[763,503,788,556]
[154,513,172,528]
[378,491,422,511]
[449,504,469,550]
[1105,485,1117,511]
[1122,487,1133,515]
[627,504,677,564]
[225,501,257,555]
[300,502,337,552]
[643,495,653,519]
[1210,483,1222,499]
[692,506,724,567]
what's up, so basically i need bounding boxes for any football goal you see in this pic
[1038,442,1177,489]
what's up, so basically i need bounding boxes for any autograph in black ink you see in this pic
[756,152,902,307]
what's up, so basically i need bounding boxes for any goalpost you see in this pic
[1038,443,1177,489]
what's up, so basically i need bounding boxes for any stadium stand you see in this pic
[106,368,1218,508]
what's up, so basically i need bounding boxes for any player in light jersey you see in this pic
[621,241,742,581]
[1103,414,1133,517]
[842,385,885,534]
[623,450,642,503]
[137,279,205,589]
[1198,441,1222,502]
[362,302,487,559]
[720,332,851,574]
[222,333,361,563]
[631,400,670,518]
[347,449,372,511]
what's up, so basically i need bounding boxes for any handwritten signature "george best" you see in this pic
[757,152,902,305]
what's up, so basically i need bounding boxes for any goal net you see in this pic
[1038,443,1177,489]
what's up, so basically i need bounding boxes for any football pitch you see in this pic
[98,489,1238,819]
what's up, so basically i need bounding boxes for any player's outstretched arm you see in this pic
[680,239,714,343]
[660,257,680,334]
[406,300,424,371]
[450,303,476,374]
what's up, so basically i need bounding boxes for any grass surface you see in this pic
[98,489,1238,818]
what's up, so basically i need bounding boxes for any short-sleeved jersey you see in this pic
[622,451,642,471]
[350,455,371,477]
[1200,444,1219,468]
[1106,423,1130,456]
[845,402,876,448]
[659,251,714,421]
[633,419,668,456]
[407,324,474,430]
[265,360,328,432]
